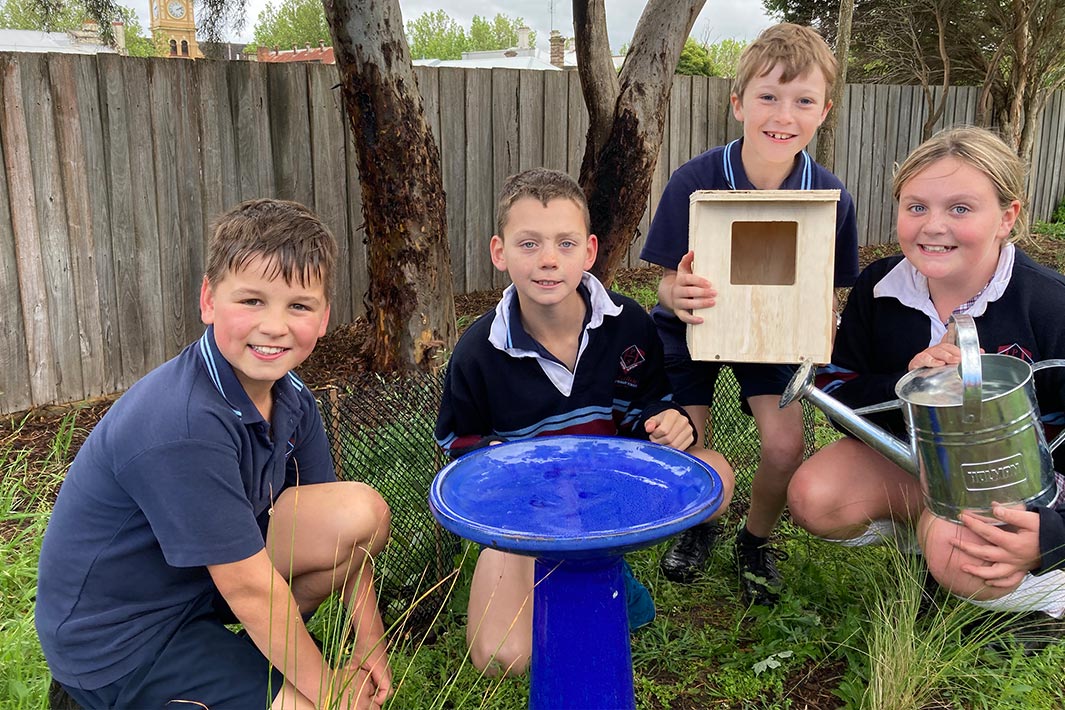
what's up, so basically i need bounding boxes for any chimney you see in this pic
[517,26,531,50]
[549,30,564,68]
[111,20,126,55]
[318,39,325,49]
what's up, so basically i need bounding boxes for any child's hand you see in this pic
[908,343,963,370]
[644,409,695,451]
[669,251,717,324]
[332,666,384,709]
[952,505,1042,589]
[908,326,985,370]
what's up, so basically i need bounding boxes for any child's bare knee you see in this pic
[469,634,530,677]
[339,482,391,553]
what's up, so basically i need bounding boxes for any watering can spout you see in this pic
[780,361,918,477]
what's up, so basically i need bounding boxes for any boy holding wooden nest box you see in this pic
[640,23,860,604]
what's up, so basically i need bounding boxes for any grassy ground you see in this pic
[3,228,1065,708]
[5,385,1065,708]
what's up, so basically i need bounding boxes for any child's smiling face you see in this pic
[896,156,1020,295]
[200,255,330,404]
[731,63,831,169]
[490,197,597,313]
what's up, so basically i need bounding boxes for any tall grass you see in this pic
[1,414,75,709]
[4,401,1063,708]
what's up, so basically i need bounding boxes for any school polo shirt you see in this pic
[36,326,335,689]
[435,273,688,457]
[640,139,860,346]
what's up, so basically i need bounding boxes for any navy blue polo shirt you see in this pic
[641,138,859,285]
[36,326,335,689]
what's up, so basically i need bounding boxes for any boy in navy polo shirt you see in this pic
[37,199,393,709]
[435,168,734,677]
[640,23,860,604]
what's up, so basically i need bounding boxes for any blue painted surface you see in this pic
[430,435,724,709]
[429,435,724,558]
[531,556,633,710]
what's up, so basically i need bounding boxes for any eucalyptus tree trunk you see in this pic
[323,0,455,372]
[816,0,854,171]
[574,0,706,285]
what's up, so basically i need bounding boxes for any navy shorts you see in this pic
[653,312,798,414]
[664,355,797,415]
[60,595,285,710]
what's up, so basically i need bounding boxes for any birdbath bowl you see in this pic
[429,435,724,709]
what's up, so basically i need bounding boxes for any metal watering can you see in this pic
[780,314,1065,522]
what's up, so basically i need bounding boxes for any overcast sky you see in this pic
[139,1,776,51]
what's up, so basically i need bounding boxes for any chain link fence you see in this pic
[315,367,816,628]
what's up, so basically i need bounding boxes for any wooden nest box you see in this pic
[687,189,840,364]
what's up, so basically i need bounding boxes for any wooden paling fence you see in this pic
[2,51,1064,414]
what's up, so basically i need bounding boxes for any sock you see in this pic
[736,527,768,548]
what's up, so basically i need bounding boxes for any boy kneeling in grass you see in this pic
[37,199,393,709]
[434,168,734,676]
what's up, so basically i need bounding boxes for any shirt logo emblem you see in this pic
[620,345,646,373]
[997,343,1034,364]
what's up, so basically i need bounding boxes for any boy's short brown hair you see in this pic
[495,168,591,238]
[205,199,338,299]
[732,23,837,103]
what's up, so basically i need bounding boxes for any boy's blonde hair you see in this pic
[732,23,837,103]
[892,126,1028,242]
[495,168,591,238]
[206,199,338,299]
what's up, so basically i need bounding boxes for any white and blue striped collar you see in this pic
[722,138,813,190]
[196,326,304,421]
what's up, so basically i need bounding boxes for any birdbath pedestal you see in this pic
[429,435,724,710]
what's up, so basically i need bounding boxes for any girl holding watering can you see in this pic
[787,126,1065,621]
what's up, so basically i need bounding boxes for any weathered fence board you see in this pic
[463,69,494,290]
[309,66,353,326]
[490,68,520,290]
[438,67,467,295]
[0,60,32,413]
[3,53,1065,413]
[51,54,115,398]
[24,54,83,403]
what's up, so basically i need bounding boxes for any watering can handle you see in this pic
[1032,359,1065,453]
[949,314,983,424]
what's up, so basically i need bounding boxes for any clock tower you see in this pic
[150,0,202,59]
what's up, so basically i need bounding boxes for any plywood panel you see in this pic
[688,190,839,364]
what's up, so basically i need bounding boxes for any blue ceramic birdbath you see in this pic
[429,435,724,710]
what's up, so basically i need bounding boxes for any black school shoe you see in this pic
[735,531,785,606]
[979,611,1065,655]
[659,521,722,583]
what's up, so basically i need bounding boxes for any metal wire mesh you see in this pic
[706,367,818,512]
[314,367,812,627]
[316,372,459,630]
